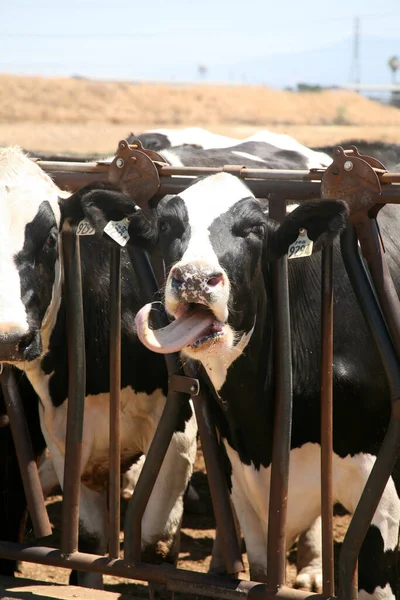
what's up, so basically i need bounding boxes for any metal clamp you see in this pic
[168,375,200,396]
[222,164,246,177]
[321,146,383,219]
[108,139,161,213]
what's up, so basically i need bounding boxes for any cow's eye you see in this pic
[246,224,265,238]
[159,220,170,234]
[43,231,58,250]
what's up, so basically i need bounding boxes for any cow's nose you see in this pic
[0,329,40,362]
[171,266,224,291]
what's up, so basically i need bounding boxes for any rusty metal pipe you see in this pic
[156,180,322,203]
[355,215,400,357]
[0,541,334,599]
[339,224,400,600]
[60,226,86,555]
[191,381,244,575]
[123,245,188,562]
[266,198,292,590]
[49,171,323,200]
[33,158,400,185]
[108,246,121,559]
[320,247,334,596]
[0,367,52,539]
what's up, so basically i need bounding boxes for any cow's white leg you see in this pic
[294,516,323,593]
[72,485,108,589]
[334,453,400,600]
[122,455,146,500]
[39,404,107,589]
[38,453,60,498]
[140,415,197,565]
[224,442,323,583]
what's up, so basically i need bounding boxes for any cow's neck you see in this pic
[201,325,256,393]
[203,285,275,469]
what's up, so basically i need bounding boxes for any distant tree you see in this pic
[296,83,323,92]
[388,55,399,84]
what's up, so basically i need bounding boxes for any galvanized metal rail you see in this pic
[1,146,400,600]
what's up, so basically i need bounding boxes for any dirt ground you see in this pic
[16,446,351,598]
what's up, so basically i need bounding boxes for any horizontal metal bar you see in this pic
[0,542,334,600]
[157,179,323,200]
[50,172,109,191]
[35,160,109,172]
[33,158,400,185]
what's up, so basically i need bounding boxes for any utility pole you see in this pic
[349,17,361,89]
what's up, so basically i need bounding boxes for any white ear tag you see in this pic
[104,218,130,246]
[288,228,313,259]
[76,219,96,236]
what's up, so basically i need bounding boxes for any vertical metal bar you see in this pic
[191,381,244,575]
[0,367,52,539]
[108,246,121,559]
[339,224,400,600]
[355,215,400,356]
[267,197,292,591]
[320,246,334,597]
[60,225,86,555]
[124,245,188,562]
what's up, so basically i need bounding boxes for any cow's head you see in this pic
[133,173,348,376]
[52,172,347,388]
[0,147,70,363]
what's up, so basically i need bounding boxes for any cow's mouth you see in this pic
[135,302,226,354]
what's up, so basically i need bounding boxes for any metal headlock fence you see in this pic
[1,141,400,600]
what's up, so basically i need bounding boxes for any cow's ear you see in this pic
[59,182,136,230]
[270,199,349,259]
[58,182,156,248]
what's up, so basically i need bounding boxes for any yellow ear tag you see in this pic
[288,228,313,259]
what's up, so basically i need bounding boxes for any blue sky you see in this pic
[1,0,400,86]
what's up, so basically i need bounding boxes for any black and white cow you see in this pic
[0,147,197,587]
[312,140,400,171]
[86,172,400,599]
[127,127,332,170]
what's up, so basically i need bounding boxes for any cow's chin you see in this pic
[164,298,233,360]
[181,323,235,361]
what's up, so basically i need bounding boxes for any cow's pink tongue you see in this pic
[135,303,214,354]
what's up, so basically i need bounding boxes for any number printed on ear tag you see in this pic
[288,228,313,259]
[104,218,130,246]
[76,219,96,236]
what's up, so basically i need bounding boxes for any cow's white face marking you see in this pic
[164,173,259,366]
[0,147,65,356]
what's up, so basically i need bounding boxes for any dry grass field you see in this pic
[1,74,400,154]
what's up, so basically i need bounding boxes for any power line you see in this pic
[1,12,400,38]
[349,16,361,84]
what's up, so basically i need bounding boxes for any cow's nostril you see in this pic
[171,267,184,283]
[18,331,36,354]
[207,274,224,287]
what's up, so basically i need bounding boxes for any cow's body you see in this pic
[128,127,332,169]
[0,147,197,587]
[118,173,399,599]
[312,141,400,171]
